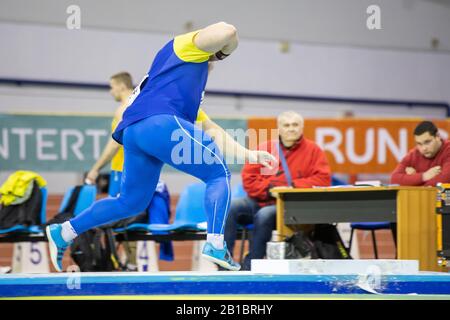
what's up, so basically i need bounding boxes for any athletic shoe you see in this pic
[202,242,241,271]
[46,224,71,272]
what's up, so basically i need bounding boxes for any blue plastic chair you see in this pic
[113,223,151,233]
[331,175,347,186]
[58,185,97,216]
[0,187,48,234]
[232,183,247,199]
[148,182,207,232]
[113,193,169,233]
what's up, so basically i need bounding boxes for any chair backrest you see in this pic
[58,185,97,216]
[39,187,48,224]
[232,183,247,199]
[174,183,206,225]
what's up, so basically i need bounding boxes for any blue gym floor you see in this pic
[1,272,450,299]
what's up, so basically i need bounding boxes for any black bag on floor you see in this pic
[285,224,351,259]
[45,185,123,272]
[0,181,42,229]
[70,228,120,272]
[309,224,352,259]
[284,230,316,259]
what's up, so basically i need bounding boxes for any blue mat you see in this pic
[1,272,450,297]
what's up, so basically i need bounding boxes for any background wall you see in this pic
[1,0,450,102]
[1,20,449,103]
[2,0,450,51]
[1,0,450,194]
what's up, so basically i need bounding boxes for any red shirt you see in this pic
[242,137,331,207]
[390,139,450,186]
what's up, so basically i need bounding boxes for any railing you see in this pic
[1,77,449,116]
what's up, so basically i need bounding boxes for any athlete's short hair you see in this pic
[110,72,133,89]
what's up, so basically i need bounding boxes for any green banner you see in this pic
[0,114,247,173]
[213,118,247,173]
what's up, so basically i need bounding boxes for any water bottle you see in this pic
[266,230,286,259]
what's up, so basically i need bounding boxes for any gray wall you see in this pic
[1,0,450,51]
[1,0,449,194]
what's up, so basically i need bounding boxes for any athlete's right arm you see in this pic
[201,117,277,170]
[194,22,239,58]
[86,106,126,184]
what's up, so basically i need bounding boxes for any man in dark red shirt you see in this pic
[224,111,331,270]
[391,121,450,186]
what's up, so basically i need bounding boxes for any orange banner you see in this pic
[247,118,450,174]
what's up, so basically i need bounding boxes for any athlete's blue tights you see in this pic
[70,114,231,236]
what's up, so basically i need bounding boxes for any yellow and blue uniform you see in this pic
[112,31,212,145]
[108,117,124,197]
[70,31,232,239]
[108,108,210,196]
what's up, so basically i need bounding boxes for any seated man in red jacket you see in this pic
[224,111,331,270]
[391,121,450,186]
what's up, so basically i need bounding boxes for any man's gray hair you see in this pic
[277,111,304,126]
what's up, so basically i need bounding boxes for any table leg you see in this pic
[397,189,442,271]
